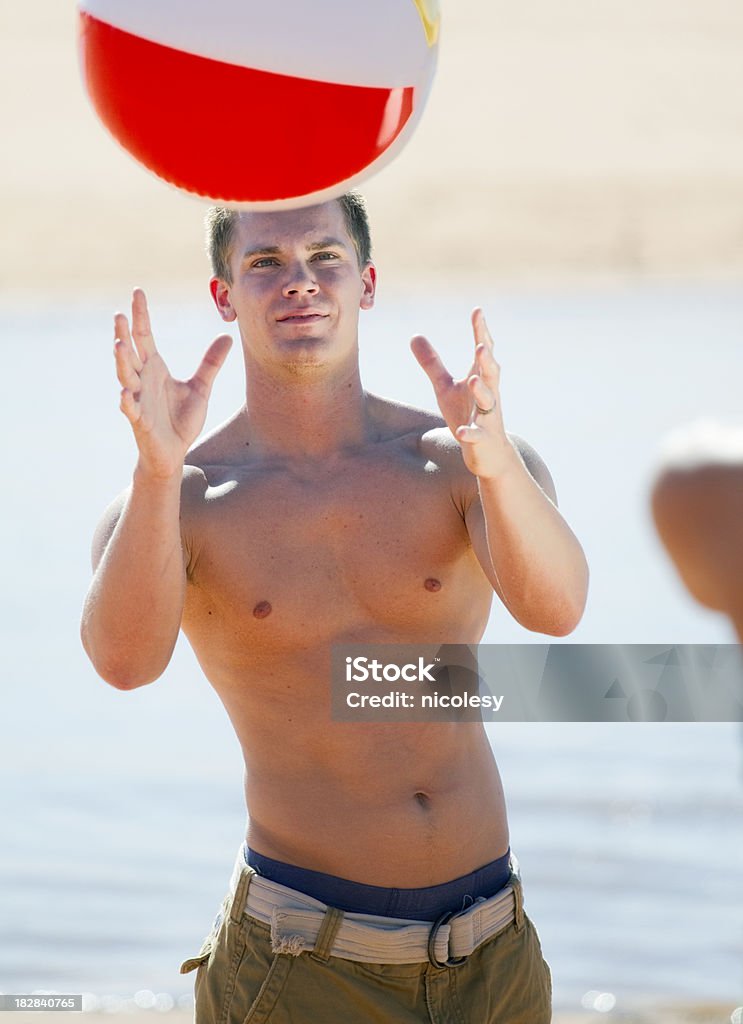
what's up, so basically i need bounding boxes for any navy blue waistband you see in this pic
[244,845,512,922]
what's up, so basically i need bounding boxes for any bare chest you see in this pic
[181,452,489,657]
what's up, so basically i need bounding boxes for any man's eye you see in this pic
[253,258,278,268]
[313,252,338,261]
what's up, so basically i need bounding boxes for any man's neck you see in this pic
[242,362,375,460]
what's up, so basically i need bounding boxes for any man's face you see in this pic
[210,200,376,375]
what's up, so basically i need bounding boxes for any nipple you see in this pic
[253,601,273,619]
[424,578,442,592]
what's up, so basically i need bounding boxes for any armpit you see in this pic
[419,426,477,523]
[179,465,209,581]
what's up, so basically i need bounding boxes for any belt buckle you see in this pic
[427,909,468,969]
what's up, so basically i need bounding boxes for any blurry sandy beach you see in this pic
[2,0,743,298]
[12,1007,743,1024]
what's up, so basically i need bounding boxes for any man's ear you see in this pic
[210,276,237,322]
[360,263,376,311]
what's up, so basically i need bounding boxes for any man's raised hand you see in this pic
[114,288,232,480]
[410,308,517,480]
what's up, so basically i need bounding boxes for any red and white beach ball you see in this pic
[78,0,440,208]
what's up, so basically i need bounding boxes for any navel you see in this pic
[424,578,442,593]
[414,791,431,809]
[253,600,273,619]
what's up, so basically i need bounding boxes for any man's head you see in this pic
[206,195,376,378]
[206,191,372,285]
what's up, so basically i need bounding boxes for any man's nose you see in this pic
[282,262,319,297]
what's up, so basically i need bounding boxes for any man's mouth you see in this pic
[277,311,328,323]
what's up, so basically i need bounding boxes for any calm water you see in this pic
[2,286,742,1011]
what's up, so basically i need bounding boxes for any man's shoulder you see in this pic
[417,424,538,474]
[181,408,252,500]
[179,462,210,501]
[418,424,464,467]
[418,428,557,511]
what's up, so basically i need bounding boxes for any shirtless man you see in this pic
[81,193,588,1023]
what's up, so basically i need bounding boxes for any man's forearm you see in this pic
[81,465,186,688]
[478,448,589,636]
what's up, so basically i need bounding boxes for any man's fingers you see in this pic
[190,334,233,398]
[130,287,157,360]
[113,311,131,346]
[410,335,453,392]
[468,374,496,418]
[119,387,141,425]
[455,423,485,445]
[114,339,142,391]
[114,310,144,371]
[472,307,495,351]
[475,342,501,388]
[113,312,143,372]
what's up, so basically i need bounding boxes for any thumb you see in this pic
[410,335,451,392]
[190,334,233,397]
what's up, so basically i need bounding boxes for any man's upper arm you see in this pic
[506,434,558,504]
[459,433,558,598]
[91,491,128,573]
[89,468,203,575]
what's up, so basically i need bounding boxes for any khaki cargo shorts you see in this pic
[180,855,552,1024]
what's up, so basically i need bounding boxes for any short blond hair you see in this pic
[205,192,373,284]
